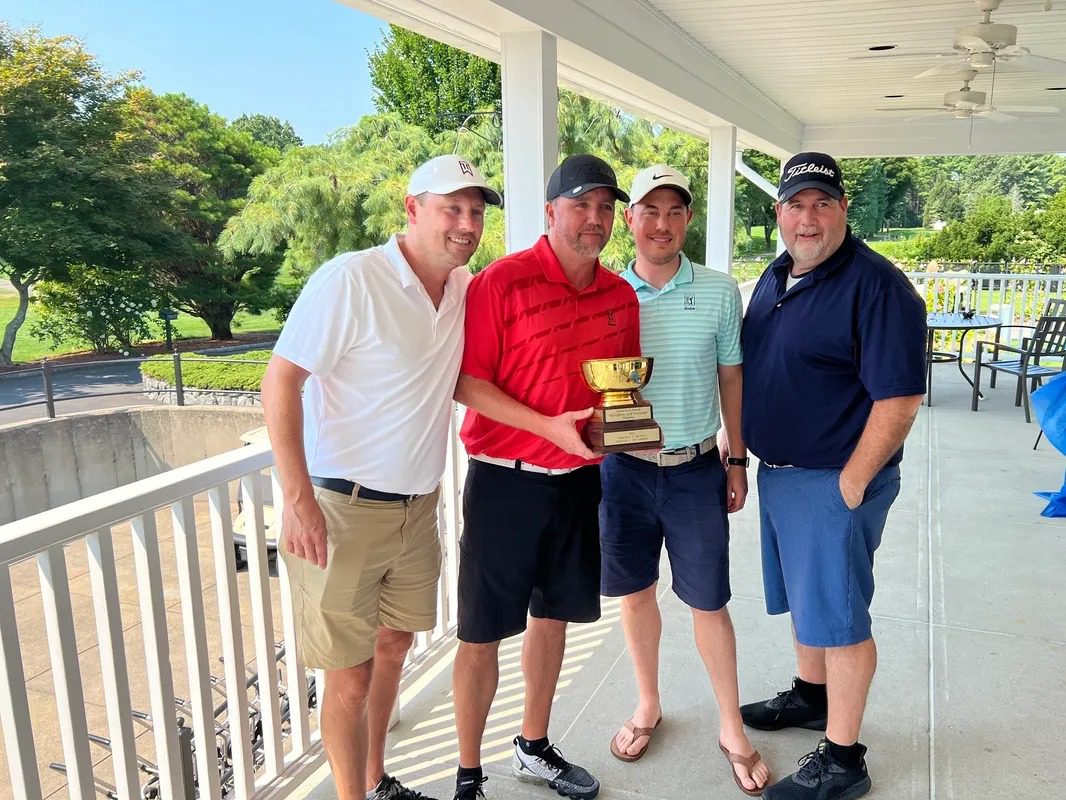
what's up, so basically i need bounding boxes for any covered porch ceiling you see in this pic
[339,0,1066,158]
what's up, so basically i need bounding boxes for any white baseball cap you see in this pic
[407,155,503,206]
[628,164,692,207]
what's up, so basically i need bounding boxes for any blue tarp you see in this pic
[1032,372,1066,517]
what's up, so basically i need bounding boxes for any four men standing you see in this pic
[265,148,926,800]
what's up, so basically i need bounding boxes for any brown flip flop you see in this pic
[609,717,662,762]
[718,740,771,797]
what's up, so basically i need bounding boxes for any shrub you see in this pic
[30,267,163,353]
[141,349,271,391]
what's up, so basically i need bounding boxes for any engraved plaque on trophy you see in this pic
[581,357,664,454]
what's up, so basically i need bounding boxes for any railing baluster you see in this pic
[85,528,141,800]
[272,467,311,755]
[170,498,223,800]
[208,483,255,797]
[130,513,186,799]
[0,564,43,800]
[37,545,95,799]
[241,473,283,776]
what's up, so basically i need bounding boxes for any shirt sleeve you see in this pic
[272,257,359,376]
[858,283,928,400]
[717,281,743,366]
[460,270,504,382]
[623,289,641,355]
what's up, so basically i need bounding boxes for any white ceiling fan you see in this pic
[875,69,1060,121]
[852,0,1066,79]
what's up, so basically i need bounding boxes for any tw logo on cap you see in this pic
[458,160,473,177]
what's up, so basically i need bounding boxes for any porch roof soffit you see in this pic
[338,0,803,157]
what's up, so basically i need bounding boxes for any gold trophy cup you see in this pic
[581,357,663,454]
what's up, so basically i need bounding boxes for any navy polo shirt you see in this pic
[742,231,927,469]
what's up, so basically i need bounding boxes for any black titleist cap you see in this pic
[546,154,630,203]
[778,152,845,202]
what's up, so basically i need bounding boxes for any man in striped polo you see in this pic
[600,165,770,795]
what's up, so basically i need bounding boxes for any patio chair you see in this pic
[972,297,1066,423]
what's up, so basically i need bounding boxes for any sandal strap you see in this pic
[620,719,657,739]
[719,742,762,770]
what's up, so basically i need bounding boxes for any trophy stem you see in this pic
[601,390,634,407]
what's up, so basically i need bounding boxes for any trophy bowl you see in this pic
[581,357,654,407]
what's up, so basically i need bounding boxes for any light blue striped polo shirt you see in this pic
[621,254,743,449]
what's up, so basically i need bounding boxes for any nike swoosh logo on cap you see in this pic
[652,173,672,180]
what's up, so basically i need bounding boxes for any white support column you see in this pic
[501,30,558,253]
[706,126,737,273]
[777,154,793,257]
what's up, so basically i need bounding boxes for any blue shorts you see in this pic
[757,463,901,647]
[599,450,730,612]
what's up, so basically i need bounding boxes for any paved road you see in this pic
[0,360,159,425]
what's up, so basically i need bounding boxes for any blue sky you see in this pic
[1,0,387,144]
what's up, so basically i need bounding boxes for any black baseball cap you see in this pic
[778,152,845,202]
[546,154,630,203]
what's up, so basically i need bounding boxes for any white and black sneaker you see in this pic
[511,737,600,800]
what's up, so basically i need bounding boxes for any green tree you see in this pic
[368,25,501,135]
[841,158,889,238]
[0,26,165,365]
[231,113,303,152]
[734,150,779,250]
[125,89,283,339]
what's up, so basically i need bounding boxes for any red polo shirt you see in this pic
[460,235,640,468]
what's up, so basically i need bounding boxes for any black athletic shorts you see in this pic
[456,459,602,643]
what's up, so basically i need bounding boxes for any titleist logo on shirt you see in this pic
[783,162,838,182]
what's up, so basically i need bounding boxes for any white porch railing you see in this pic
[904,272,1066,359]
[0,406,469,800]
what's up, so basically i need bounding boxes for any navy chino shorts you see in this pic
[599,450,731,612]
[757,462,901,647]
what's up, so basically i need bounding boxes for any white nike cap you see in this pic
[628,164,692,207]
[407,155,503,206]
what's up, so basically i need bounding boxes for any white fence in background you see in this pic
[904,272,1066,359]
[0,405,469,800]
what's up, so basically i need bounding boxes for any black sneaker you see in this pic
[452,775,487,800]
[371,774,438,800]
[511,737,600,799]
[740,679,828,731]
[763,740,871,800]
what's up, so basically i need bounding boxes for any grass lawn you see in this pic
[0,292,281,364]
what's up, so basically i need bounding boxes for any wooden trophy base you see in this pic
[584,401,663,454]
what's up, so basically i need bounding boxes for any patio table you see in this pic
[925,312,1002,406]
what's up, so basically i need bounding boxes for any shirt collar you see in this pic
[384,234,418,288]
[770,227,856,283]
[385,233,472,304]
[622,253,694,294]
[535,235,614,292]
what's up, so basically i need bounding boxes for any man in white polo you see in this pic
[600,165,770,795]
[261,155,501,800]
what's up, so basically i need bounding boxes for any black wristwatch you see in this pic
[726,456,750,468]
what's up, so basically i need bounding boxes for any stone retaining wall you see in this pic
[142,375,262,407]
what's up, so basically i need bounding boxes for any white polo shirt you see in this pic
[273,235,471,494]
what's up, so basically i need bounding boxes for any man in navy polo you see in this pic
[738,152,926,800]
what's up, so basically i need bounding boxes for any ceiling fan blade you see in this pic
[978,110,1018,122]
[1014,53,1066,76]
[848,50,954,61]
[876,106,950,112]
[914,59,967,79]
[991,104,1061,114]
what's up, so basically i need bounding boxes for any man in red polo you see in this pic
[450,154,640,800]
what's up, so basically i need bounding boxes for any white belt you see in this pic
[471,454,584,476]
[625,435,718,468]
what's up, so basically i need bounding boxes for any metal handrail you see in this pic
[1,351,271,420]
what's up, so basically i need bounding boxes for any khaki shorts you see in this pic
[280,485,442,670]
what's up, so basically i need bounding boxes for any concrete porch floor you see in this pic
[302,367,1065,800]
